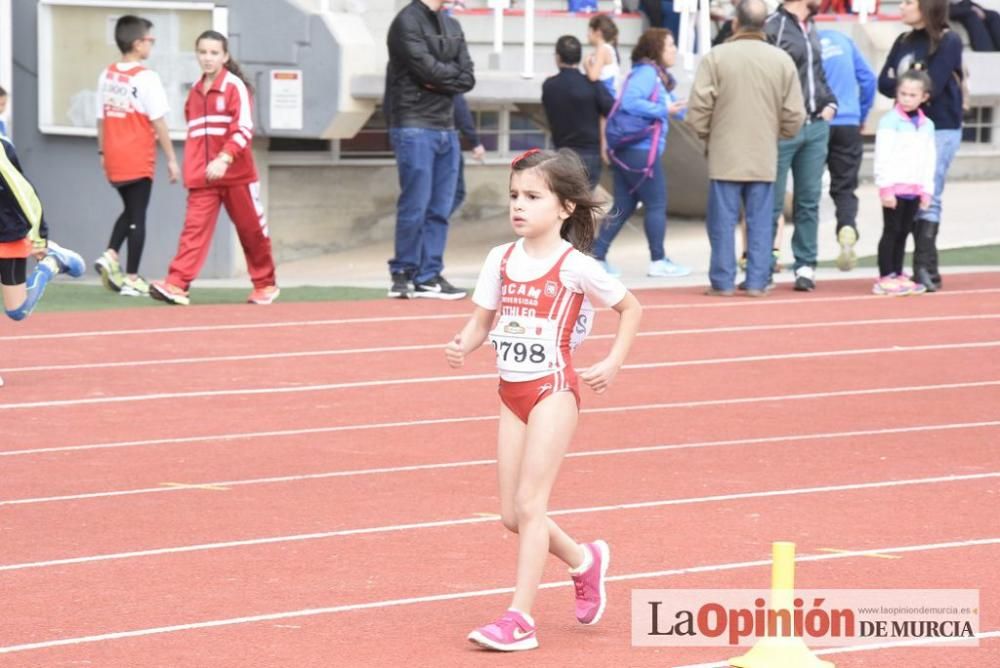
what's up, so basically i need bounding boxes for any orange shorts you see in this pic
[0,238,32,259]
[498,371,581,424]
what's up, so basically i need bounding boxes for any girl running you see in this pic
[150,30,278,306]
[445,148,642,651]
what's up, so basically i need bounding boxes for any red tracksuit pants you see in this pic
[166,182,276,290]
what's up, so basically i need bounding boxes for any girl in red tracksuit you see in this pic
[150,30,278,306]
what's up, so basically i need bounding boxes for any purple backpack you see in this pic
[604,67,665,192]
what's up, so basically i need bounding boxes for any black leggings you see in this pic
[0,257,27,286]
[108,178,152,274]
[878,198,920,277]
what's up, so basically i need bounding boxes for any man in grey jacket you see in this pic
[384,0,475,300]
[765,0,837,291]
[687,0,805,297]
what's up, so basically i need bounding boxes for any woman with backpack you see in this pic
[593,28,690,278]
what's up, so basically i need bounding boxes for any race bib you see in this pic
[570,298,594,351]
[488,316,559,375]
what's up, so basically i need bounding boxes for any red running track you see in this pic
[0,274,998,667]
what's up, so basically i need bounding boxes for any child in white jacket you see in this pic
[873,69,936,296]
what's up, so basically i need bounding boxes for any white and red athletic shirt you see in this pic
[472,239,627,383]
[96,62,169,183]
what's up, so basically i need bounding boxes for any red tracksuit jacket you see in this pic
[183,70,258,189]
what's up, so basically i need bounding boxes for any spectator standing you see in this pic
[594,28,690,278]
[879,0,964,291]
[585,15,621,98]
[384,0,475,300]
[819,28,876,271]
[872,69,935,296]
[451,93,486,217]
[542,35,615,190]
[765,0,838,292]
[687,0,805,296]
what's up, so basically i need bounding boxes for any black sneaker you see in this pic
[414,275,467,301]
[388,272,413,299]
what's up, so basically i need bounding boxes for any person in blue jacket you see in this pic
[819,29,876,272]
[451,93,486,217]
[594,28,690,279]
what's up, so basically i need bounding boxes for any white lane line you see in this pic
[2,341,997,411]
[2,288,998,343]
[2,471,997,573]
[1,538,997,654]
[4,314,999,374]
[4,419,999,507]
[5,380,1000,457]
[673,631,1000,668]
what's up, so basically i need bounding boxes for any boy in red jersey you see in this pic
[95,14,179,297]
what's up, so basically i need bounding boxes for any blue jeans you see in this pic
[773,120,830,270]
[388,127,460,284]
[922,129,962,224]
[707,180,775,291]
[594,148,667,262]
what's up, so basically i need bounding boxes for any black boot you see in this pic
[925,221,942,289]
[912,219,938,293]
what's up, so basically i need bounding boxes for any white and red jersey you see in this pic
[96,62,169,183]
[473,239,627,383]
[183,70,257,189]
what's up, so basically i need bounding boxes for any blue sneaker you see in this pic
[648,258,690,278]
[45,241,86,278]
[598,260,622,277]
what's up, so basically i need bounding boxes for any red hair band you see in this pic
[511,147,541,167]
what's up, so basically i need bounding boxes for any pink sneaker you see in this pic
[572,540,610,624]
[467,610,538,651]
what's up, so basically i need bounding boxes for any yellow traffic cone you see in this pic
[729,542,834,668]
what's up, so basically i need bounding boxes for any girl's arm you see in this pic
[585,47,608,82]
[579,291,642,394]
[445,306,496,368]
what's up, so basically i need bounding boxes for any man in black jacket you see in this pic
[765,0,837,292]
[384,0,475,300]
[541,35,615,190]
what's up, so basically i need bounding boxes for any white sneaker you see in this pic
[647,258,691,278]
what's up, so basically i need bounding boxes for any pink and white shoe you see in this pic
[572,540,610,624]
[467,609,538,651]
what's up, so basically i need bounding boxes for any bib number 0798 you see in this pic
[492,340,546,364]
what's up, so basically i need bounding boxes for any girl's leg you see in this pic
[509,392,580,614]
[164,188,224,290]
[221,182,277,289]
[878,205,901,277]
[497,402,585,570]
[892,200,918,277]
